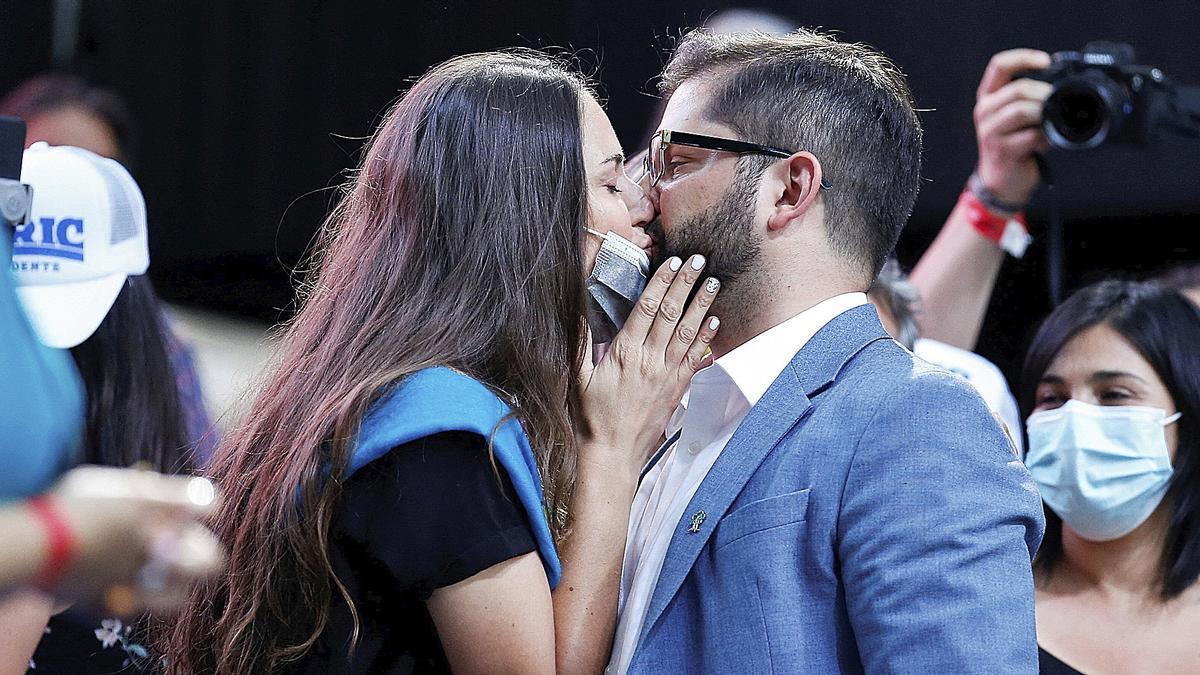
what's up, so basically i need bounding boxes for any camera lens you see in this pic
[1043,72,1131,150]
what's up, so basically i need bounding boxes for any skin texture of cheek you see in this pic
[657,169,761,288]
[583,236,601,276]
[582,207,605,275]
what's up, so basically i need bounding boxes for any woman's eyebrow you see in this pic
[1089,370,1149,384]
[599,153,625,167]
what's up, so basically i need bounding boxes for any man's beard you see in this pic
[648,170,762,292]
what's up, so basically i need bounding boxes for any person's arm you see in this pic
[554,255,720,673]
[837,373,1045,671]
[347,430,556,674]
[910,49,1052,350]
[550,453,640,674]
[427,467,683,674]
[0,503,54,598]
[0,467,223,610]
[427,552,556,675]
[0,589,54,674]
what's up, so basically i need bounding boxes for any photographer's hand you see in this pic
[975,49,1053,206]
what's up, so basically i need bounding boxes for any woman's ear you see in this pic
[767,152,825,232]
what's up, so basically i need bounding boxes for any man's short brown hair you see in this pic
[661,29,923,282]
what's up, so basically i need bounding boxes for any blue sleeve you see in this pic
[836,369,1044,673]
[0,237,83,502]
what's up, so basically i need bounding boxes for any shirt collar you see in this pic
[716,292,868,407]
[664,292,868,438]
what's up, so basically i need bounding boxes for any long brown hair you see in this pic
[166,50,591,673]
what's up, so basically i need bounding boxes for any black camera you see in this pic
[1022,42,1173,150]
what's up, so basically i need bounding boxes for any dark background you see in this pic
[2,0,1198,380]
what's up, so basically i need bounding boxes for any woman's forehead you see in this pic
[1045,324,1159,385]
[580,96,622,165]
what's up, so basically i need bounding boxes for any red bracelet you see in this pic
[958,188,1032,258]
[27,496,76,591]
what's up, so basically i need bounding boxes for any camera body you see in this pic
[1023,42,1172,150]
[1,116,33,229]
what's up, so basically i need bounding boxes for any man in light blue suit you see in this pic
[608,30,1045,673]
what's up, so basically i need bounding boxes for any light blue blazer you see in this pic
[626,305,1045,674]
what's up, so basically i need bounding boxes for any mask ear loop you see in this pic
[585,227,608,239]
[1163,412,1184,426]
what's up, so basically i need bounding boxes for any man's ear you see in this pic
[767,151,825,232]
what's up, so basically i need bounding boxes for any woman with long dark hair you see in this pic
[167,50,720,673]
[1020,280,1200,674]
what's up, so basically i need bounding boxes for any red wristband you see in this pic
[27,496,76,591]
[958,188,1031,258]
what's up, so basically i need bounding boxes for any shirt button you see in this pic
[687,442,701,455]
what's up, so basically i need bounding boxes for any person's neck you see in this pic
[709,267,860,359]
[1058,505,1170,607]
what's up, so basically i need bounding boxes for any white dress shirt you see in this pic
[607,292,868,674]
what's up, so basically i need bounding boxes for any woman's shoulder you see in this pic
[352,367,524,475]
[370,367,513,432]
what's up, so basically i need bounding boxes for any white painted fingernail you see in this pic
[709,317,720,330]
[669,257,682,272]
[705,278,720,293]
[690,255,706,271]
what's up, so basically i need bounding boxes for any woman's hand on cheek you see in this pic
[577,254,720,480]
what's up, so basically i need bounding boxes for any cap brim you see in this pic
[15,273,128,349]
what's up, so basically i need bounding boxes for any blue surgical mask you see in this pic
[1025,399,1182,541]
[584,228,650,343]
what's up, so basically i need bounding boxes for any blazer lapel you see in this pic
[635,304,891,647]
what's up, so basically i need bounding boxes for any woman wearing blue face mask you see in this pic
[1020,279,1200,675]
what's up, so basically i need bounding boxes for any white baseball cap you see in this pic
[10,142,149,348]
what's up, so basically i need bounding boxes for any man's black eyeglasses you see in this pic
[643,129,833,190]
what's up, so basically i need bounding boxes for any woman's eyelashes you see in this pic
[1035,390,1066,409]
[1034,386,1138,409]
[1098,387,1136,404]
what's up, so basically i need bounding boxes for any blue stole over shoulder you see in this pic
[348,366,562,588]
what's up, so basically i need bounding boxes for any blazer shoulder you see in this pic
[841,339,997,424]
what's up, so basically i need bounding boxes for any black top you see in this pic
[27,610,154,674]
[289,431,537,674]
[1039,646,1087,675]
